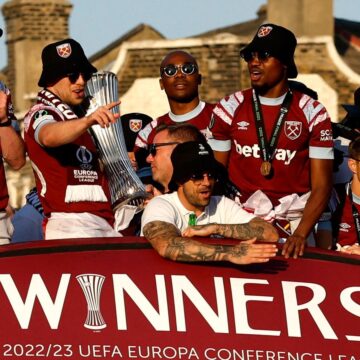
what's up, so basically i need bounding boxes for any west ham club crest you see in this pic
[56,43,72,58]
[257,25,273,37]
[284,121,302,140]
[129,119,142,132]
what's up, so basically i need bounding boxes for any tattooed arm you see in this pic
[182,217,279,242]
[143,220,278,264]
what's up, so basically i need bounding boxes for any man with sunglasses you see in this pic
[208,24,334,259]
[146,123,207,194]
[142,141,279,265]
[24,39,121,240]
[134,50,214,156]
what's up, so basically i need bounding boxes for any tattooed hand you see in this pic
[182,224,217,238]
[182,217,279,243]
[143,221,278,264]
[223,238,278,264]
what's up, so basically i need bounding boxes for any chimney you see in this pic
[2,0,73,113]
[267,0,333,37]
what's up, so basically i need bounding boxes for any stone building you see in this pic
[0,0,360,207]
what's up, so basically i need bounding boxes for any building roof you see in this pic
[88,4,360,76]
[192,5,267,38]
[192,13,360,77]
[89,23,164,63]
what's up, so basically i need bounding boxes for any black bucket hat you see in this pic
[38,38,97,87]
[121,113,153,152]
[240,23,298,78]
[169,141,226,191]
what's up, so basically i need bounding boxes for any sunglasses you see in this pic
[241,51,272,63]
[67,72,93,83]
[189,172,216,184]
[160,63,198,77]
[148,142,179,157]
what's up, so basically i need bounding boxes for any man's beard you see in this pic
[252,83,271,96]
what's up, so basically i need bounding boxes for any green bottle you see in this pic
[188,213,197,226]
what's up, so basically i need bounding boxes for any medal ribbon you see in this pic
[252,89,293,162]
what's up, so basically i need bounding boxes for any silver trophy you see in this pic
[85,71,147,210]
[76,274,107,330]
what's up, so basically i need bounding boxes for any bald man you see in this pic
[134,50,214,153]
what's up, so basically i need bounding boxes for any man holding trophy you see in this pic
[24,38,122,240]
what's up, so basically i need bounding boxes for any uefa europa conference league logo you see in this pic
[76,274,107,330]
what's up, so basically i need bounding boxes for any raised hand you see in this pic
[87,101,120,128]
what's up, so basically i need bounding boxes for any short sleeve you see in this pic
[141,196,178,234]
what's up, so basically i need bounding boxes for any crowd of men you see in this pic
[2,23,359,261]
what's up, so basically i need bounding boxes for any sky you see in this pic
[0,0,358,69]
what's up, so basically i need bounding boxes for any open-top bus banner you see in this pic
[0,237,358,360]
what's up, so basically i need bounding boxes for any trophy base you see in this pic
[84,323,107,330]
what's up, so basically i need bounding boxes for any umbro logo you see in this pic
[339,223,351,232]
[237,121,250,130]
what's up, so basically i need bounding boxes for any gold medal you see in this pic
[260,161,272,177]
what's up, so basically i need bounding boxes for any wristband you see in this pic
[0,118,12,127]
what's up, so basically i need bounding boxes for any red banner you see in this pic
[0,237,358,360]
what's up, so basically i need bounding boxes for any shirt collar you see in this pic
[169,101,205,122]
[173,192,209,221]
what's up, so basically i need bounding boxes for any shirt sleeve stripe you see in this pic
[309,146,334,159]
[207,138,231,151]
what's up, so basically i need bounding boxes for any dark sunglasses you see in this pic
[160,63,198,78]
[148,142,179,156]
[241,51,272,63]
[67,72,93,83]
[189,172,216,184]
